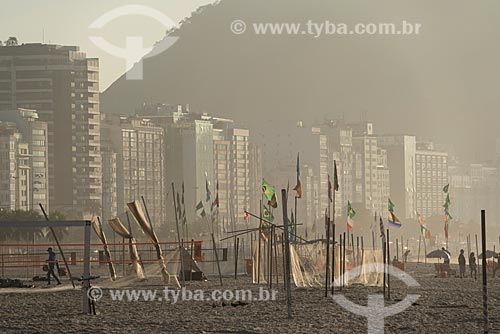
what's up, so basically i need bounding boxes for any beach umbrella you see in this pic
[478,250,498,259]
[426,249,450,259]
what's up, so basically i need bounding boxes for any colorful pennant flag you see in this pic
[347,201,356,230]
[387,199,401,228]
[417,213,431,240]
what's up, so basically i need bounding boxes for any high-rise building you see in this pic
[101,114,165,225]
[449,162,500,226]
[0,108,49,213]
[212,122,251,227]
[0,122,30,211]
[415,143,448,218]
[0,43,101,217]
[351,122,390,216]
[100,124,118,221]
[378,135,417,219]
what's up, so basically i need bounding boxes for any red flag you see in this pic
[244,211,249,220]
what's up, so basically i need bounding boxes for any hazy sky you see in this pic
[0,0,215,90]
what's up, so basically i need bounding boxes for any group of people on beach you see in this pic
[457,249,477,279]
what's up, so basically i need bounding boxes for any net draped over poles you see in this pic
[91,218,117,281]
[127,200,176,286]
[108,217,146,281]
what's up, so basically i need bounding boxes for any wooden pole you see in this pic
[481,210,489,333]
[382,236,386,299]
[339,234,343,291]
[169,185,185,286]
[269,229,273,288]
[324,209,330,297]
[331,222,335,294]
[281,232,286,290]
[258,199,262,284]
[274,226,279,286]
[39,204,75,288]
[356,236,360,266]
[417,235,421,263]
[281,189,293,319]
[396,238,399,262]
[294,196,298,242]
[235,237,240,280]
[122,237,125,275]
[387,228,391,300]
[190,239,194,281]
[343,232,346,288]
[211,233,223,286]
[424,235,427,264]
[476,234,479,260]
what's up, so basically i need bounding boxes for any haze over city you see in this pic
[1,1,500,333]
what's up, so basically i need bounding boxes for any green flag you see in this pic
[388,198,395,212]
[263,205,274,223]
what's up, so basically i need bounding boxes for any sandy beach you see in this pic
[1,263,499,333]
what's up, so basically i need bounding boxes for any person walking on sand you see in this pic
[458,249,466,278]
[469,252,477,280]
[46,247,61,285]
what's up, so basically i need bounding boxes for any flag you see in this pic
[443,184,449,193]
[388,211,402,228]
[328,174,333,203]
[379,216,386,242]
[263,205,274,223]
[262,179,275,201]
[347,201,356,230]
[333,160,340,191]
[243,211,249,220]
[388,198,395,212]
[293,153,302,199]
[205,178,211,202]
[387,198,401,227]
[268,193,278,208]
[293,180,302,199]
[417,213,430,239]
[195,200,204,212]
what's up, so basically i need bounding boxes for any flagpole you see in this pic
[294,196,298,242]
[170,183,185,287]
[258,198,262,284]
[331,175,336,295]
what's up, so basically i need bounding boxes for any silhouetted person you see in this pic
[46,247,61,285]
[469,252,477,280]
[458,249,466,278]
